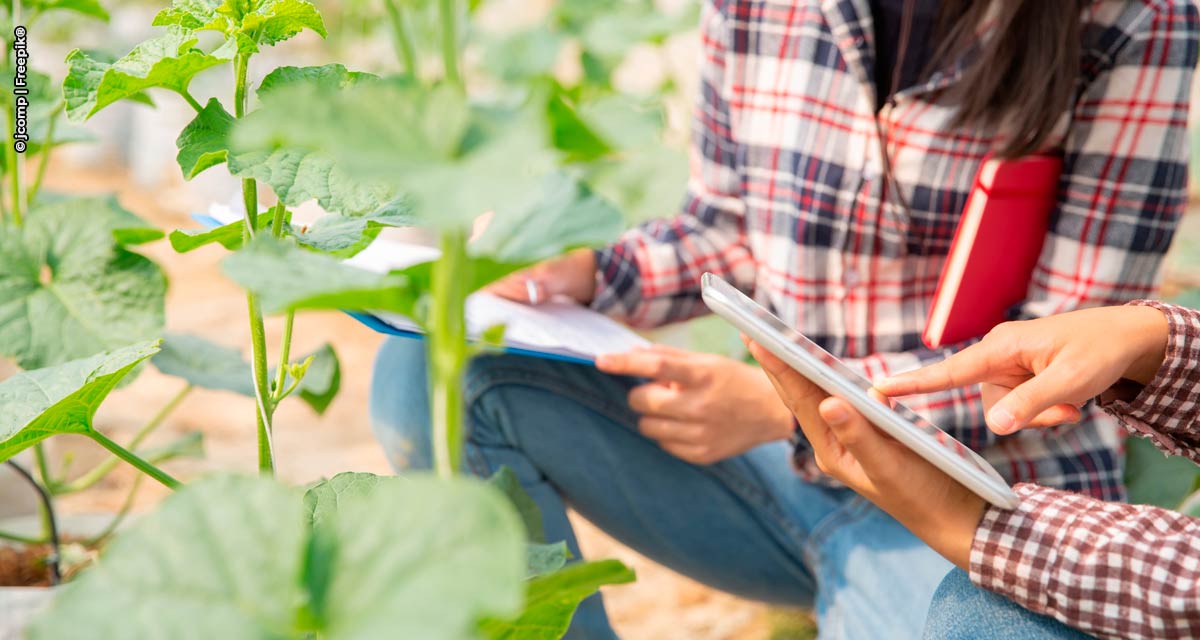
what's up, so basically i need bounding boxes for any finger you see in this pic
[875,340,1002,396]
[596,350,696,384]
[745,340,827,414]
[1026,404,1083,429]
[637,416,704,443]
[659,440,717,465]
[485,275,532,302]
[628,383,691,417]
[817,397,897,485]
[987,360,1079,434]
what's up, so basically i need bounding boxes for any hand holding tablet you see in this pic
[701,273,1019,510]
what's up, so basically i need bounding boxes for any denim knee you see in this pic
[369,336,434,471]
[923,569,979,639]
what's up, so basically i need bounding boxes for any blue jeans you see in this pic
[370,337,953,639]
[924,570,1094,639]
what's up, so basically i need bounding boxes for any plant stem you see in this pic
[88,431,180,491]
[32,444,52,487]
[27,103,61,206]
[180,89,203,112]
[84,474,143,547]
[429,230,470,478]
[5,461,60,585]
[272,311,294,400]
[234,51,276,474]
[438,0,461,87]
[383,0,418,77]
[54,385,193,495]
[0,528,44,545]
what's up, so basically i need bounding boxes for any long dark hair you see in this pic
[936,0,1090,158]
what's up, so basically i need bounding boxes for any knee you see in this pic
[369,337,433,471]
[923,569,984,639]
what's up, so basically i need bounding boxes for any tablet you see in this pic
[701,273,1019,509]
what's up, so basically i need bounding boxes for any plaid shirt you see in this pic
[972,301,1200,640]
[592,0,1197,500]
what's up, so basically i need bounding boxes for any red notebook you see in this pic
[922,154,1063,349]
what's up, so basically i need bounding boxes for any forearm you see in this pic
[971,483,1200,640]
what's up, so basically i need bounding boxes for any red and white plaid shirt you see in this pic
[592,0,1197,500]
[972,301,1200,640]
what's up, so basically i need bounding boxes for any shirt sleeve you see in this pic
[1099,301,1200,463]
[590,0,756,328]
[793,0,1199,474]
[970,483,1200,640]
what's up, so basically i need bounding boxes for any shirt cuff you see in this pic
[968,483,1065,609]
[1098,300,1200,443]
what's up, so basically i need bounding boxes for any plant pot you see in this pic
[0,513,125,639]
[0,586,56,640]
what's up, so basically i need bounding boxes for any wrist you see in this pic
[1124,306,1169,386]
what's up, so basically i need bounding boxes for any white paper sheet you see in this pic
[347,236,650,362]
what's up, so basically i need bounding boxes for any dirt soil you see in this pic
[0,545,55,588]
[21,161,795,639]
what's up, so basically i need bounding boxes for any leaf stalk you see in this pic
[88,431,181,491]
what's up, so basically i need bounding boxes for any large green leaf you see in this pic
[0,199,166,370]
[312,476,526,639]
[227,148,400,216]
[221,236,423,315]
[168,211,277,253]
[291,204,415,258]
[29,475,310,639]
[303,471,382,528]
[175,97,234,179]
[488,466,546,543]
[151,332,254,395]
[232,80,565,228]
[481,560,636,640]
[25,0,109,20]
[469,172,623,267]
[257,64,377,96]
[1125,435,1200,508]
[64,27,236,121]
[153,0,326,54]
[0,342,160,463]
[32,473,528,640]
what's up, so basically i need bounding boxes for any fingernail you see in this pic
[989,406,1016,433]
[824,403,850,426]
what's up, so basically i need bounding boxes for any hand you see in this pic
[486,249,598,305]
[744,337,985,570]
[595,345,795,464]
[876,306,1169,435]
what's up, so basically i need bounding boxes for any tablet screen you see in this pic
[727,284,995,479]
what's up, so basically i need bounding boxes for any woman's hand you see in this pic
[595,345,796,464]
[876,306,1169,435]
[486,249,598,305]
[744,337,984,570]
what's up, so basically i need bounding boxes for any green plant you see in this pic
[1,0,638,634]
